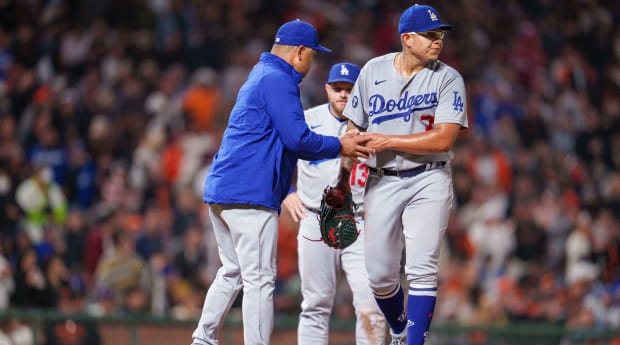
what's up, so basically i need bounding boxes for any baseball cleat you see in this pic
[389,329,406,345]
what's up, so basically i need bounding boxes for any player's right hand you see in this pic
[281,192,307,223]
[339,129,373,159]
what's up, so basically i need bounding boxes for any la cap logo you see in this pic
[428,10,438,21]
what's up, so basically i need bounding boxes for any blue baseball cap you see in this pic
[274,19,331,52]
[398,4,452,34]
[327,62,360,84]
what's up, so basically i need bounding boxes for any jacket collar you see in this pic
[260,53,303,84]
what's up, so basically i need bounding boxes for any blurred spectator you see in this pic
[465,134,513,194]
[171,185,201,237]
[11,247,55,308]
[44,318,101,345]
[144,64,186,135]
[44,255,70,307]
[0,163,20,237]
[565,211,599,286]
[181,67,221,134]
[98,160,142,213]
[509,198,548,277]
[61,209,88,272]
[168,277,202,320]
[83,210,116,281]
[15,164,67,244]
[64,140,97,210]
[2,319,33,345]
[0,247,13,310]
[59,23,93,84]
[94,230,150,310]
[274,216,301,313]
[26,114,68,185]
[0,115,24,178]
[148,252,171,316]
[135,203,170,261]
[172,224,208,291]
[128,126,166,194]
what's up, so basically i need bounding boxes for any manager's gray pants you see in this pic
[191,204,279,345]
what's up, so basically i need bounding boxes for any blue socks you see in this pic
[374,284,438,344]
[407,287,437,345]
[374,284,407,334]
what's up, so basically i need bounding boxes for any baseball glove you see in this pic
[318,185,359,249]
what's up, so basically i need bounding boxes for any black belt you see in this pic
[368,161,446,178]
[306,206,364,218]
[306,206,321,214]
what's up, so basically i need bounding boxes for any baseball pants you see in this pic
[363,168,453,291]
[297,212,386,345]
[191,204,279,345]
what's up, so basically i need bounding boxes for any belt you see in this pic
[368,161,446,178]
[306,206,321,214]
[306,206,364,218]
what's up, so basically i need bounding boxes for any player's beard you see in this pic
[329,99,347,118]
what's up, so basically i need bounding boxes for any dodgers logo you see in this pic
[368,91,438,125]
[452,91,464,111]
[352,95,359,108]
[428,10,438,21]
[340,64,349,76]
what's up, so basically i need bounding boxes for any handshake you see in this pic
[338,129,386,159]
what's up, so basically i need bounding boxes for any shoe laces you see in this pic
[389,330,406,345]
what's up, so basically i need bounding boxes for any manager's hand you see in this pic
[339,129,373,159]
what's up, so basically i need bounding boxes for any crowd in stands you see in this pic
[0,0,619,343]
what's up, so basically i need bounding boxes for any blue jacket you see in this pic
[204,53,341,212]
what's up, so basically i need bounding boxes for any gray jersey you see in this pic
[297,104,367,212]
[343,52,468,170]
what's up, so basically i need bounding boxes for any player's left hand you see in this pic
[282,192,307,223]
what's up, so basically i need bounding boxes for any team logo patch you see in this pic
[340,64,349,76]
[452,91,464,111]
[352,95,359,108]
[428,10,438,21]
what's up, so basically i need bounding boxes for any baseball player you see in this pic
[282,62,386,345]
[341,4,468,345]
[190,20,372,345]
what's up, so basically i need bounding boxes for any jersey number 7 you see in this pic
[420,115,435,131]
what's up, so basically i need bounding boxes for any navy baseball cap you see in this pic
[398,4,452,34]
[327,62,360,84]
[274,19,331,52]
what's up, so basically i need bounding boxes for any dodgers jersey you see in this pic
[343,53,468,170]
[297,104,367,212]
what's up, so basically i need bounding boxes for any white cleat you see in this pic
[388,329,406,345]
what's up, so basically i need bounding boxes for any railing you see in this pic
[1,309,619,345]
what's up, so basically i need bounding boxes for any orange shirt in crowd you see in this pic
[182,86,221,133]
